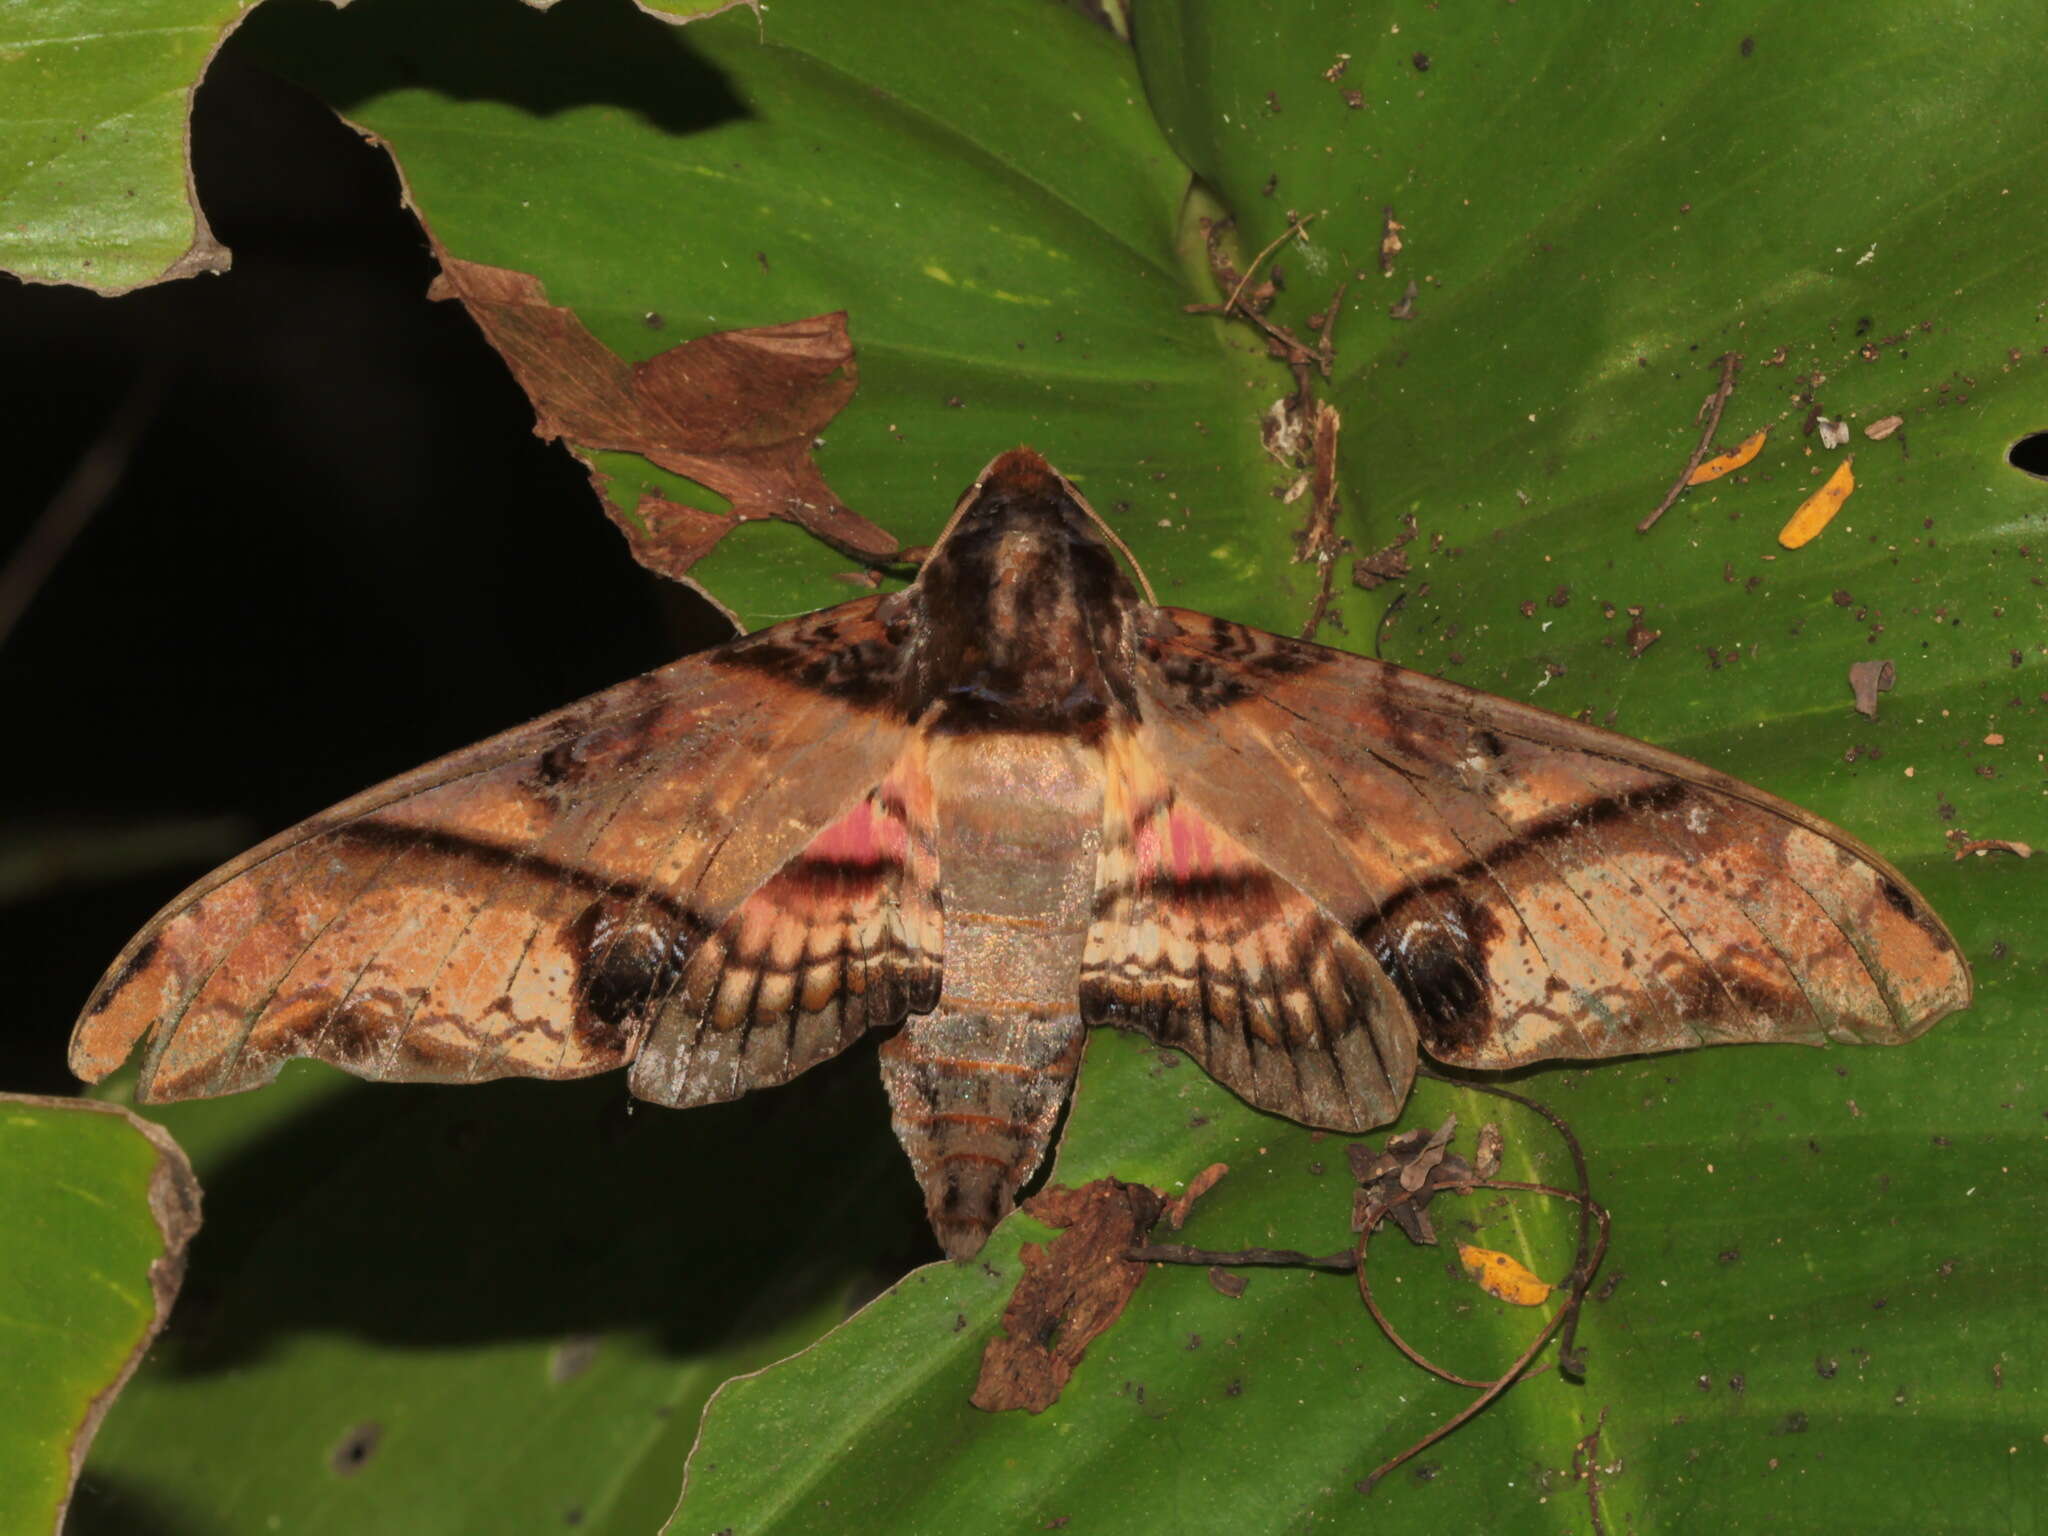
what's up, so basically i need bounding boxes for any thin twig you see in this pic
[1638,350,1742,533]
[0,363,166,651]
[1225,212,1316,313]
[1126,1243,1356,1271]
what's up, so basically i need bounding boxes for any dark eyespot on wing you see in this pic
[1366,902,1497,1059]
[566,897,696,1054]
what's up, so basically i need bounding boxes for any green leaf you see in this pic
[0,1094,199,1536]
[0,0,235,291]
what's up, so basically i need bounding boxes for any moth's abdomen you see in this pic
[881,1004,1085,1259]
[884,736,1102,1258]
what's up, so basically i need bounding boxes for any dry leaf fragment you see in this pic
[972,1180,1165,1414]
[1952,839,2034,861]
[1457,1244,1554,1306]
[1817,418,1851,450]
[1686,427,1770,484]
[1865,414,1905,440]
[1474,1123,1504,1181]
[1350,1117,1475,1246]
[1779,455,1856,548]
[427,255,897,577]
[1849,658,1896,720]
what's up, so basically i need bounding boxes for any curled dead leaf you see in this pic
[1849,658,1896,720]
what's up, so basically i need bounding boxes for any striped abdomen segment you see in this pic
[881,735,1102,1258]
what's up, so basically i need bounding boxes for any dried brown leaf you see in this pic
[428,255,899,577]
[972,1180,1165,1414]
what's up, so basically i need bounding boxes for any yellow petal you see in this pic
[1778,455,1856,549]
[1457,1243,1553,1306]
[1688,427,1770,484]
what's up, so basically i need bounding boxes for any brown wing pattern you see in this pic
[71,598,925,1103]
[1080,733,1416,1130]
[1129,609,1970,1077]
[631,741,941,1107]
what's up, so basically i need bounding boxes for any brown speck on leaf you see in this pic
[1626,617,1662,657]
[1209,1266,1249,1299]
[331,1421,383,1477]
[972,1180,1165,1413]
[1165,1163,1230,1228]
[1849,659,1896,719]
[1343,88,1366,109]
[1380,207,1405,275]
[1547,585,1571,608]
[1353,512,1418,590]
[548,1335,602,1385]
[1412,51,1432,71]
[1474,1122,1504,1179]
[426,255,896,577]
[1816,1355,1839,1378]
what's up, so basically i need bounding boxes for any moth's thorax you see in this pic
[908,475,1142,736]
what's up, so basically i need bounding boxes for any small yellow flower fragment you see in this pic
[1687,427,1770,485]
[1456,1243,1553,1306]
[1778,455,1856,549]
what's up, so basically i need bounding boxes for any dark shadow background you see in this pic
[0,50,735,1096]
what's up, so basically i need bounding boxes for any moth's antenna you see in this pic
[1076,496,1157,607]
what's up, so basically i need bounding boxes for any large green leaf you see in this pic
[0,1095,198,1535]
[16,0,2045,1529]
[672,3,2048,1531]
[0,0,237,291]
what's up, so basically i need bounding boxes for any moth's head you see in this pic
[906,448,1148,732]
[918,448,1150,609]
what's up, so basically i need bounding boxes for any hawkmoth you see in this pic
[72,449,1971,1257]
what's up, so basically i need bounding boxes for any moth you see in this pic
[72,449,1971,1257]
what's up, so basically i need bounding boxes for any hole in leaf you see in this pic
[2009,432,2048,479]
